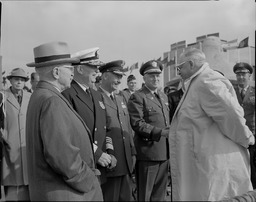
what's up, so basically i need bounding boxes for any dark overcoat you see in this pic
[26,81,103,201]
[62,80,109,184]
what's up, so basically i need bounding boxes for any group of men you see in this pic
[0,40,255,201]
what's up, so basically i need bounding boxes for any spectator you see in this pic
[26,41,103,201]
[120,74,137,104]
[94,75,102,90]
[233,62,255,188]
[30,72,40,92]
[98,60,136,201]
[169,48,255,201]
[127,60,170,201]
[62,47,113,185]
[0,68,30,201]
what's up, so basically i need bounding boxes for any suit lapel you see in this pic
[234,87,243,104]
[72,81,94,112]
[98,87,117,110]
[6,88,20,110]
[143,86,162,108]
[243,86,252,102]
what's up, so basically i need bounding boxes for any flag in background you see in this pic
[238,37,249,48]
[167,57,175,66]
[222,38,238,51]
[129,62,138,73]
[161,57,168,65]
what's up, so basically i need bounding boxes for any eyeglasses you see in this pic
[176,60,190,71]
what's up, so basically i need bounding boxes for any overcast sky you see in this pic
[0,0,255,75]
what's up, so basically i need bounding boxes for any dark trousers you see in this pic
[101,174,133,201]
[249,145,256,189]
[136,160,169,201]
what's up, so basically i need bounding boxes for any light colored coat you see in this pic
[0,88,30,186]
[26,81,103,201]
[169,63,254,201]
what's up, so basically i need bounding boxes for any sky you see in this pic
[0,0,255,87]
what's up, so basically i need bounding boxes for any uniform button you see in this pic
[95,141,98,144]
[123,137,125,140]
[104,126,106,129]
[95,128,97,131]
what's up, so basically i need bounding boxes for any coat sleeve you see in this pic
[40,96,96,193]
[200,78,255,148]
[127,93,163,141]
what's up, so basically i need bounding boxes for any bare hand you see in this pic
[108,154,117,170]
[97,152,112,167]
[161,129,169,138]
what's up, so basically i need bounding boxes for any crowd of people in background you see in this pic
[0,39,255,201]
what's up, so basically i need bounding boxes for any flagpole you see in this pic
[248,46,251,65]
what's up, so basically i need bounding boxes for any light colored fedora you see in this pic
[7,68,29,81]
[71,47,104,67]
[27,41,79,68]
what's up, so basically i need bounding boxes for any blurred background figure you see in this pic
[233,62,255,189]
[120,74,137,104]
[0,68,30,201]
[94,75,102,90]
[30,72,40,93]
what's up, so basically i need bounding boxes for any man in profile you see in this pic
[26,41,103,201]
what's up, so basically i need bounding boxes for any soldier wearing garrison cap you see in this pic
[127,59,170,201]
[26,42,103,201]
[62,47,114,186]
[233,62,255,188]
[119,74,137,104]
[0,68,31,201]
[98,60,136,201]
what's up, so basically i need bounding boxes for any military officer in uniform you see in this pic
[127,60,170,201]
[98,60,136,201]
[62,47,115,185]
[233,62,255,188]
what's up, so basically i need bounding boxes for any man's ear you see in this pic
[189,60,194,69]
[76,65,84,74]
[52,67,59,79]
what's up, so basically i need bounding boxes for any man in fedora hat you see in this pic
[127,60,170,201]
[233,62,255,189]
[98,60,136,201]
[62,47,114,186]
[26,41,103,201]
[0,68,31,200]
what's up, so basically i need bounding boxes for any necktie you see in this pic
[17,95,22,105]
[154,92,160,100]
[110,94,114,101]
[241,88,246,100]
[86,88,92,100]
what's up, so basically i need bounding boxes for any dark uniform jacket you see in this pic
[127,86,170,161]
[234,85,256,187]
[62,80,110,184]
[234,85,255,135]
[98,87,136,177]
[167,88,183,122]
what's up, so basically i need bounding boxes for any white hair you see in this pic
[182,48,206,67]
